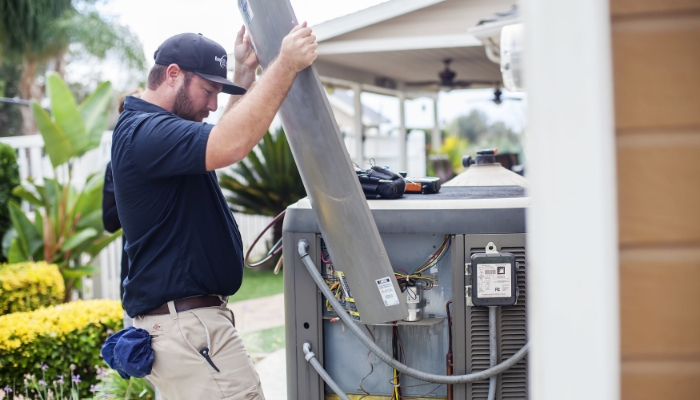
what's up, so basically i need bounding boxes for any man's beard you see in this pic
[172,77,208,122]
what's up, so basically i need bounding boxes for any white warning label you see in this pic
[477,263,511,298]
[375,277,400,307]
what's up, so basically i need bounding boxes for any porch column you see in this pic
[525,0,619,399]
[352,83,364,167]
[432,94,441,151]
[398,91,407,171]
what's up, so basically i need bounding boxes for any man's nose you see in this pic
[208,96,218,112]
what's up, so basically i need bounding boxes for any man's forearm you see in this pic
[206,58,297,170]
[225,66,258,112]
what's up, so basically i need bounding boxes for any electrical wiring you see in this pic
[392,325,401,400]
[392,235,451,293]
[358,325,376,398]
[244,210,286,269]
[299,239,530,385]
[321,244,332,263]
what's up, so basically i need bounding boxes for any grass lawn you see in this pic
[229,267,284,303]
[241,325,286,354]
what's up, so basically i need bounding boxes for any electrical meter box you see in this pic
[470,252,518,307]
[283,186,530,400]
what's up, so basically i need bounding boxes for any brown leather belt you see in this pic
[145,295,223,316]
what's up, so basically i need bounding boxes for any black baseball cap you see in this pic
[154,33,246,95]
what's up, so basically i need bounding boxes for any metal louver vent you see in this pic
[468,247,528,400]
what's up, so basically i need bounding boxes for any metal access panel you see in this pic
[283,187,529,400]
[240,0,407,324]
[454,234,529,400]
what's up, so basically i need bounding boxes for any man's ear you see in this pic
[166,64,182,87]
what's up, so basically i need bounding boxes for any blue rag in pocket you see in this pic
[101,327,154,379]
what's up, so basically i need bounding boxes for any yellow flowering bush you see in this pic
[0,299,122,397]
[0,262,65,315]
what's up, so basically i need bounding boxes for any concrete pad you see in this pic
[229,293,285,333]
[256,348,287,400]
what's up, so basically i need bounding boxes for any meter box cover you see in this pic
[471,252,518,306]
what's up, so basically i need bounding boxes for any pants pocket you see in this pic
[222,385,263,400]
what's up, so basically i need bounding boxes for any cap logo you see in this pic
[215,55,227,69]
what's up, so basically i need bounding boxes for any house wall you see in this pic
[610,1,700,399]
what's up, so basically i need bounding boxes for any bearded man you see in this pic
[110,24,317,400]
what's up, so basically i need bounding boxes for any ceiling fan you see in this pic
[466,85,524,105]
[406,59,497,91]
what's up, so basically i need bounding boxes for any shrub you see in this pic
[5,73,121,300]
[0,262,65,315]
[0,142,20,264]
[0,299,123,398]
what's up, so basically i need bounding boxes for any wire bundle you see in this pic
[393,235,451,292]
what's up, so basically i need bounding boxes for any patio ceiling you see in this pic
[313,0,516,92]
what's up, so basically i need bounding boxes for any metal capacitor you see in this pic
[404,286,424,322]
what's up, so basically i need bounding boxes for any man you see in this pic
[111,24,317,400]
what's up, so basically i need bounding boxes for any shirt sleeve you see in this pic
[129,115,213,179]
[102,162,122,233]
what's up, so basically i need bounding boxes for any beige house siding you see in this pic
[611,0,700,398]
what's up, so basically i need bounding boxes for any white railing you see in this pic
[0,133,274,300]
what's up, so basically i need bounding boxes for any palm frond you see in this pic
[218,128,306,217]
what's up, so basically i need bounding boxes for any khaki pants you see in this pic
[133,301,265,400]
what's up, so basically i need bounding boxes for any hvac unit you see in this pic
[282,158,529,400]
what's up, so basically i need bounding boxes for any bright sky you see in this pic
[93,0,526,132]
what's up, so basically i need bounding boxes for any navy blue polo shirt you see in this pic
[112,96,243,317]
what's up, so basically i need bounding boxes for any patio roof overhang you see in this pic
[313,0,516,95]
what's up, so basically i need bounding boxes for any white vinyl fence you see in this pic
[0,132,274,300]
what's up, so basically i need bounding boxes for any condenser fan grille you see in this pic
[469,247,528,399]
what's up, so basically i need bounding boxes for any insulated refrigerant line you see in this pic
[303,342,351,400]
[298,239,530,385]
[488,306,498,400]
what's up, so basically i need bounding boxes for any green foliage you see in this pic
[446,109,523,155]
[0,0,73,57]
[0,0,145,138]
[0,0,145,69]
[0,261,64,315]
[0,55,24,137]
[93,368,155,400]
[32,72,112,167]
[229,267,284,303]
[0,142,19,262]
[3,74,121,300]
[218,128,305,265]
[439,136,470,174]
[241,325,285,355]
[0,299,123,398]
[218,128,305,217]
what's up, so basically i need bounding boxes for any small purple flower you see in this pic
[72,374,81,384]
[90,385,96,393]
[3,386,12,393]
[56,375,64,384]
[23,379,29,387]
[106,329,114,335]
[40,364,49,371]
[38,380,47,386]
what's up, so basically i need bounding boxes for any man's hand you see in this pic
[278,22,318,72]
[233,25,258,72]
[207,23,317,171]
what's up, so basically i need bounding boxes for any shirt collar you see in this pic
[123,96,170,114]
